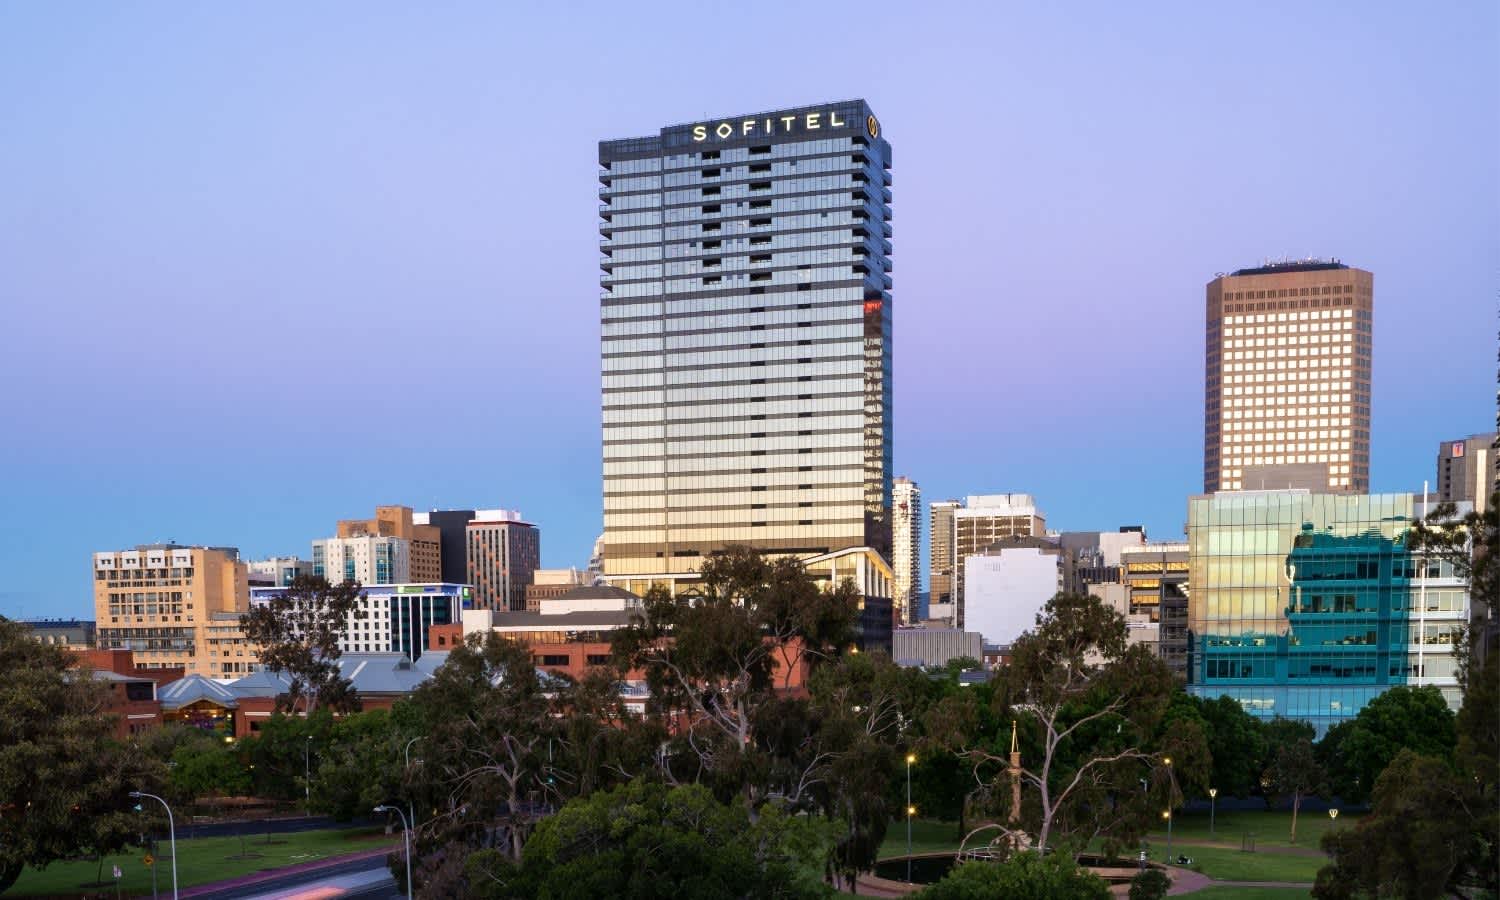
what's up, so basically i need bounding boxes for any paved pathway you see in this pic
[1164,865,1313,894]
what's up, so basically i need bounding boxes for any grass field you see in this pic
[9,827,392,898]
[1162,845,1324,883]
[1146,807,1359,850]
[877,810,1346,890]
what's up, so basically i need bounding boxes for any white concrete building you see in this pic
[312,534,409,586]
[962,538,1065,647]
[246,556,313,587]
[951,494,1046,627]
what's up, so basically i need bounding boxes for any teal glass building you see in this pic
[1187,491,1462,734]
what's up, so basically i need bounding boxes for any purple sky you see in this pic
[1,2,1495,618]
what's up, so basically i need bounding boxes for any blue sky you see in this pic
[1,1,1495,618]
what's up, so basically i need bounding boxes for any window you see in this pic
[539,655,569,667]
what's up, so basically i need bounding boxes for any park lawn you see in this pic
[876,816,1330,885]
[1191,888,1312,899]
[9,827,392,898]
[1148,807,1361,850]
[1163,844,1324,882]
[877,819,969,859]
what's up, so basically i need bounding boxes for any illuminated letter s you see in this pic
[692,125,707,141]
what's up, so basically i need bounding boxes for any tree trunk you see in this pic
[1289,791,1300,843]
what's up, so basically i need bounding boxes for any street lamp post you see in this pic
[375,805,413,900]
[403,737,423,838]
[906,804,917,882]
[1162,810,1173,866]
[304,735,312,812]
[1329,808,1339,825]
[905,753,916,882]
[130,792,177,900]
[1208,787,1217,838]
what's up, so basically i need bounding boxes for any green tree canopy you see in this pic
[464,781,836,900]
[1315,750,1478,899]
[0,617,164,894]
[1263,737,1325,843]
[1192,694,1267,798]
[937,593,1182,855]
[915,852,1110,900]
[239,574,365,714]
[1317,685,1455,803]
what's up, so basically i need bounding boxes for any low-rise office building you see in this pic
[962,536,1068,648]
[246,557,313,587]
[1187,490,1468,734]
[20,618,96,649]
[250,582,471,663]
[892,626,982,668]
[524,567,590,612]
[603,545,894,653]
[1120,542,1190,678]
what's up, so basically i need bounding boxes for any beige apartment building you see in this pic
[1205,260,1373,493]
[335,505,442,582]
[94,544,257,676]
[927,499,961,614]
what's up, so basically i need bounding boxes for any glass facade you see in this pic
[1187,491,1461,734]
[599,101,893,576]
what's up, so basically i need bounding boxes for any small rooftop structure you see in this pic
[1230,258,1347,276]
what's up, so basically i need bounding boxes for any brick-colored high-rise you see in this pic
[335,505,442,583]
[1205,260,1372,493]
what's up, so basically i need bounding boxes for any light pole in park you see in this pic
[129,792,177,900]
[374,805,413,900]
[403,736,423,838]
[905,753,916,882]
[304,735,313,812]
[1208,787,1217,838]
[1162,809,1173,865]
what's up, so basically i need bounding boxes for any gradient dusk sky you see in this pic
[1,2,1495,618]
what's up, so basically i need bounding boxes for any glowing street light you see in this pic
[1162,809,1173,864]
[1208,787,1218,837]
[904,753,916,882]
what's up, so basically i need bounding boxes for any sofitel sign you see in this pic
[692,110,871,142]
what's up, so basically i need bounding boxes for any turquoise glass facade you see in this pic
[1187,492,1421,734]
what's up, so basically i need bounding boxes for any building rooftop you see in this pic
[159,674,239,710]
[555,584,639,603]
[1229,259,1349,276]
[487,609,637,630]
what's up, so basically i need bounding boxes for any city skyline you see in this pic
[2,2,1496,619]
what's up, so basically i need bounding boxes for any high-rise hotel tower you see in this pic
[599,101,894,584]
[1205,260,1372,494]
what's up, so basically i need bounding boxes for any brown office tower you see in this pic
[1205,260,1372,493]
[1437,433,1498,513]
